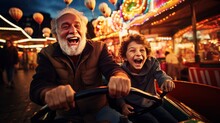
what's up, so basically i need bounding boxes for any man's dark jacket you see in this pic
[30,40,126,119]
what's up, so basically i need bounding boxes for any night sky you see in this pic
[0,0,121,38]
[0,0,117,21]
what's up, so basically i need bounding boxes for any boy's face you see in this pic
[125,41,147,73]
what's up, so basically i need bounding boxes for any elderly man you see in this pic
[30,8,131,123]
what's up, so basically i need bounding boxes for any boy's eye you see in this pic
[129,49,135,53]
[140,49,145,53]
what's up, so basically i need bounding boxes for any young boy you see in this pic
[117,34,177,123]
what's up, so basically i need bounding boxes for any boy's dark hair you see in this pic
[120,34,151,59]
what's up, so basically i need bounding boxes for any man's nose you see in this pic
[69,25,77,34]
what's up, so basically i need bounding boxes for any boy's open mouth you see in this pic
[134,59,143,64]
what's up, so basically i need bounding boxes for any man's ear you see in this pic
[54,34,58,39]
[52,32,58,41]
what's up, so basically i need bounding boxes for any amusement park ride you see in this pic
[0,0,219,122]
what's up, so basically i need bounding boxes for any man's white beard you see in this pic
[57,35,86,56]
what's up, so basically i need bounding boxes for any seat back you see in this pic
[169,80,220,123]
[188,67,220,88]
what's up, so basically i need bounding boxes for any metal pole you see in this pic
[190,3,200,63]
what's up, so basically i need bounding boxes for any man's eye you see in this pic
[61,24,70,29]
[74,24,81,29]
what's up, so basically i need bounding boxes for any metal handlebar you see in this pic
[31,86,165,122]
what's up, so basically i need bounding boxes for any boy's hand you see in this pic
[160,80,175,92]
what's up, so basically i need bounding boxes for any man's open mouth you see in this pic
[67,37,79,43]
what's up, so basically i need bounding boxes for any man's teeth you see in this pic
[70,37,77,40]
[68,37,79,43]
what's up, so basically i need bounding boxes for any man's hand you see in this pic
[44,85,76,111]
[122,103,134,116]
[108,73,131,98]
[160,80,175,92]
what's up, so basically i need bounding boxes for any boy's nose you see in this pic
[135,51,141,55]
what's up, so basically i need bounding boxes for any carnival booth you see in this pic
[90,0,220,88]
[91,0,219,64]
